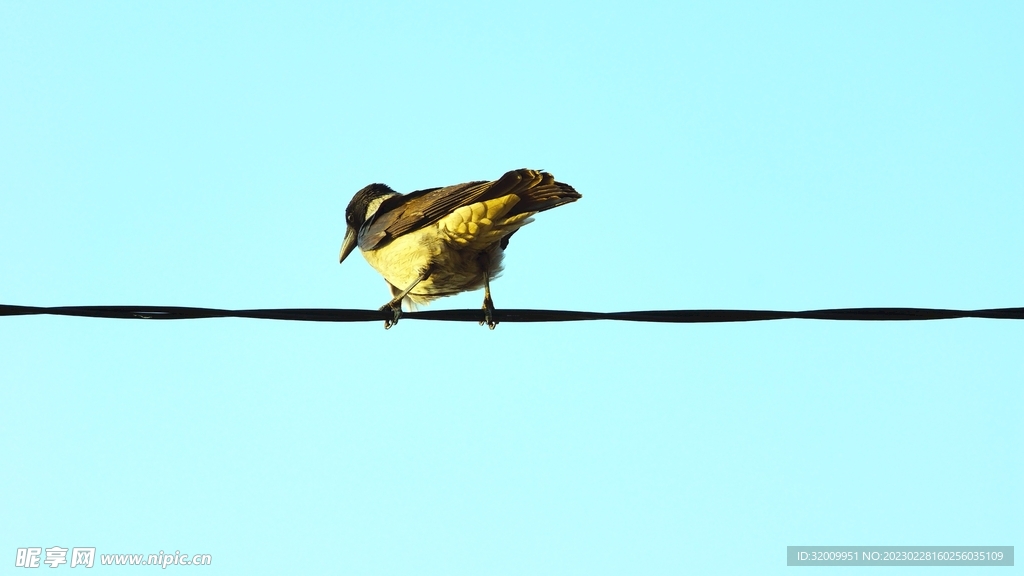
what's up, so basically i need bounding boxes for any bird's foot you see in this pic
[480,295,498,330]
[379,302,402,330]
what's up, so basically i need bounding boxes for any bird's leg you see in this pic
[478,254,497,330]
[380,267,431,330]
[481,276,497,330]
[379,299,402,331]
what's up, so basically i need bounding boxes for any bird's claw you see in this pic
[380,302,402,329]
[480,297,498,330]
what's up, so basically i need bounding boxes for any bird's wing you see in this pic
[357,181,485,250]
[359,169,580,251]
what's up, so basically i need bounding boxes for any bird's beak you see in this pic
[339,226,358,264]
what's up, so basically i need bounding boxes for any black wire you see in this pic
[2,304,1023,323]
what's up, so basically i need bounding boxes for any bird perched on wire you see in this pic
[339,168,581,329]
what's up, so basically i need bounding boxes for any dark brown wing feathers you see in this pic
[359,169,580,251]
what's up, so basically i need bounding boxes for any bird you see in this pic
[339,168,581,329]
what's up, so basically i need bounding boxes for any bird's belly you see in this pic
[361,226,504,303]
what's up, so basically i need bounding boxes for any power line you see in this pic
[2,304,1023,323]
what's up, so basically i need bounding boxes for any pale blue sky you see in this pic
[1,1,1021,574]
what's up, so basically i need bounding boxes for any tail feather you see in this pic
[489,169,582,217]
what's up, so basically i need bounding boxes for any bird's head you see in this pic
[340,183,399,263]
